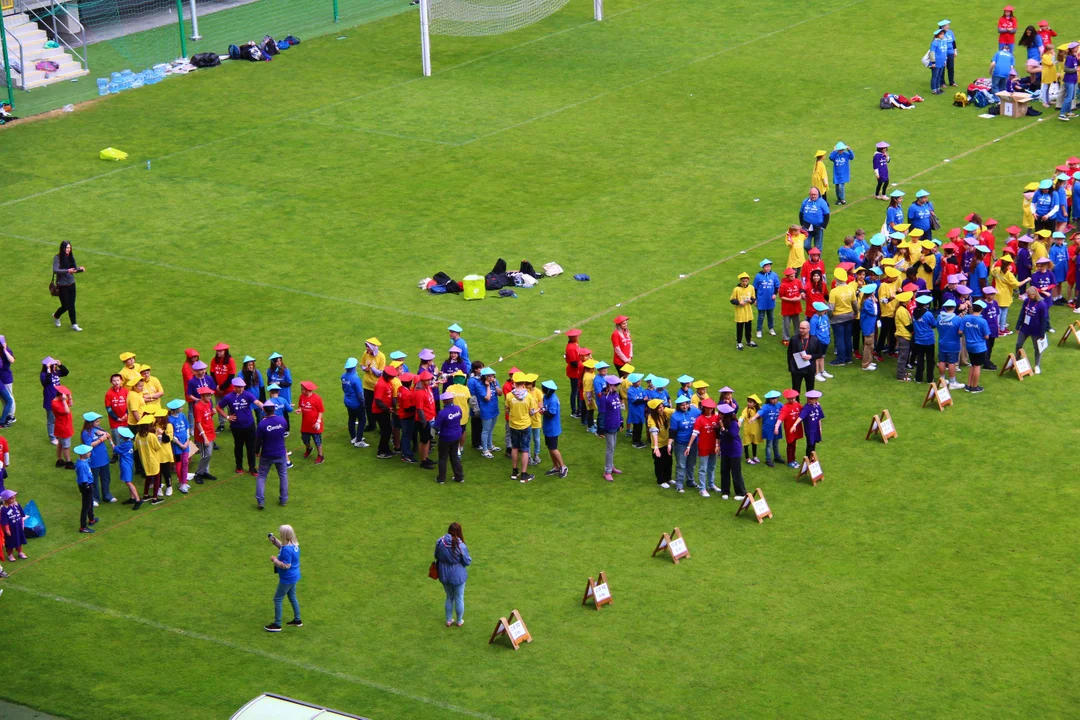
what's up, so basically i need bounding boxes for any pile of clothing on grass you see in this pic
[419,259,563,295]
[879,93,922,110]
[223,35,300,64]
[953,77,1042,116]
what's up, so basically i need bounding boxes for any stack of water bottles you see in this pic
[96,65,168,96]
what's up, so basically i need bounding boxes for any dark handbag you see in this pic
[929,211,942,231]
[428,561,440,580]
[49,272,60,297]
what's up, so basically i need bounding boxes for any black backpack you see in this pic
[190,52,220,68]
[262,36,280,56]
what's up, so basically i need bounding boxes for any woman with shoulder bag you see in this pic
[52,241,85,332]
[433,522,471,627]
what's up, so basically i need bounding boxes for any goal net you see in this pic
[419,0,599,74]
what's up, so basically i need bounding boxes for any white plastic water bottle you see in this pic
[146,160,151,170]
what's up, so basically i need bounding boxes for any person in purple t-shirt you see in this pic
[217,377,263,476]
[716,404,747,500]
[794,390,826,456]
[873,142,891,200]
[1059,43,1078,121]
[433,390,464,484]
[596,376,624,481]
[254,403,289,509]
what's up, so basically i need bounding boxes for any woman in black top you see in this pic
[52,241,85,332]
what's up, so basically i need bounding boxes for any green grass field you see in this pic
[3,1,1080,718]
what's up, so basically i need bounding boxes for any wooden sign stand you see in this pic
[922,378,953,411]
[1057,321,1080,347]
[582,571,613,610]
[735,488,773,523]
[488,609,532,650]
[796,451,824,485]
[999,348,1034,381]
[652,526,690,564]
[865,409,898,444]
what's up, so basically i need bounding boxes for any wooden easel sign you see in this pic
[652,526,690,564]
[582,571,613,610]
[922,379,952,411]
[1057,321,1080,347]
[797,451,824,485]
[999,349,1034,380]
[735,488,773,523]
[866,409,898,444]
[489,609,532,650]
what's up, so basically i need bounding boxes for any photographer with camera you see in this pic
[265,525,302,632]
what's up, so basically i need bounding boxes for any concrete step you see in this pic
[21,65,87,89]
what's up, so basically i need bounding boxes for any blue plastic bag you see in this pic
[574,274,590,281]
[23,500,45,538]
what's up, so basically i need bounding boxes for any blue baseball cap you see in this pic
[594,361,610,370]
[627,373,645,383]
[82,411,102,422]
[74,444,93,455]
[652,377,670,389]
[889,190,905,198]
[764,390,782,399]
[541,380,558,391]
[447,323,463,333]
[268,352,283,361]
[166,399,184,410]
[915,190,930,198]
[812,301,829,312]
[344,357,358,369]
[870,234,886,246]
[267,383,281,391]
[479,367,496,376]
[677,374,694,383]
[861,283,878,294]
[916,295,932,305]
[389,351,407,360]
[118,427,134,439]
[675,394,692,404]
[759,258,773,268]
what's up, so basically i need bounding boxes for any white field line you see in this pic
[8,584,501,720]
[0,231,540,340]
[0,0,660,212]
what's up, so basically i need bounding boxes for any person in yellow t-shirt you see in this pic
[126,377,147,425]
[739,395,763,465]
[153,410,175,495]
[811,150,829,199]
[580,359,597,432]
[827,268,858,366]
[645,399,674,488]
[1031,229,1051,263]
[914,242,937,289]
[1041,49,1058,106]
[992,255,1023,332]
[893,291,914,382]
[876,268,901,356]
[1022,182,1037,231]
[691,379,710,409]
[119,352,141,387]
[139,365,164,414]
[731,273,757,350]
[786,226,808,270]
[526,374,544,463]
[133,416,164,503]
[360,338,386,433]
[506,372,538,480]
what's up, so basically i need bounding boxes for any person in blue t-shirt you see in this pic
[907,191,936,240]
[266,524,301,632]
[940,20,957,87]
[799,188,830,252]
[859,285,879,371]
[540,381,567,478]
[990,46,1014,93]
[114,426,142,509]
[961,302,991,392]
[74,444,98,534]
[752,260,780,338]
[340,358,367,448]
[911,296,938,383]
[809,302,832,382]
[669,396,700,492]
[936,300,964,388]
[930,28,949,94]
[757,391,784,468]
[828,142,854,205]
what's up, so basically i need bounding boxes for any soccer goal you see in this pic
[419,0,601,75]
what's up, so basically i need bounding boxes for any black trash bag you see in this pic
[489,258,507,275]
[190,52,221,68]
[519,260,539,278]
[432,271,461,293]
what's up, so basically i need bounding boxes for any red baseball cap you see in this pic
[782,389,800,399]
[577,348,592,356]
[417,371,434,381]
[565,328,582,338]
[1006,225,1021,235]
[613,315,628,324]
[399,372,414,383]
[383,366,398,378]
[783,268,796,277]
[946,228,962,239]
[299,381,317,391]
[985,218,998,227]
[184,348,199,358]
[700,398,716,409]
[197,386,214,395]
[214,342,229,351]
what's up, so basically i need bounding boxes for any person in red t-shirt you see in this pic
[800,248,824,283]
[295,381,325,465]
[778,269,805,345]
[181,348,199,415]
[998,7,1017,50]
[1037,20,1057,50]
[688,399,719,496]
[104,373,129,462]
[611,316,633,370]
[413,371,436,468]
[397,374,417,462]
[192,386,218,483]
[210,343,236,431]
[776,389,804,467]
[564,329,583,418]
[0,434,9,486]
[52,385,74,468]
[803,269,827,318]
[371,367,396,459]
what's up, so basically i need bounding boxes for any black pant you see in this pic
[346,405,365,441]
[736,321,752,343]
[719,455,746,497]
[231,425,256,472]
[945,54,955,85]
[806,441,817,456]
[79,483,95,528]
[744,443,757,459]
[913,342,936,383]
[986,336,996,364]
[631,423,643,445]
[471,415,482,449]
[569,377,579,415]
[363,389,376,431]
[54,283,77,324]
[1035,218,1055,234]
[875,179,889,196]
[653,446,672,484]
[375,412,392,455]
[436,437,463,482]
[791,372,815,395]
[875,317,896,354]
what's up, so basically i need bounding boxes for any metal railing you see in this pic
[19,0,87,70]
[2,22,26,89]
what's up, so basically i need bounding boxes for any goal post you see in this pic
[419,0,601,76]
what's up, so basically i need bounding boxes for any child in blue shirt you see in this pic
[757,391,783,468]
[625,374,647,448]
[930,29,949,94]
[962,302,991,392]
[166,400,191,493]
[809,302,832,381]
[990,47,1014,93]
[752,260,780,338]
[828,142,854,205]
[114,426,142,509]
[936,300,964,388]
[859,285,879,371]
[74,445,98,533]
[265,384,294,436]
[540,381,567,478]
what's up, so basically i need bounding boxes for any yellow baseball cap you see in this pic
[882,258,898,266]
[583,359,597,369]
[737,272,750,280]
[365,337,381,346]
[512,372,527,382]
[525,373,539,383]
[119,352,136,362]
[894,223,911,232]
[884,267,901,279]
[896,291,913,302]
[833,267,847,281]
[691,380,709,389]
[908,228,925,238]
[620,364,635,374]
[1035,229,1052,238]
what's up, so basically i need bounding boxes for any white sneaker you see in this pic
[862,365,876,371]
[108,497,117,503]
[1034,366,1041,374]
[165,486,173,497]
[721,494,729,500]
[481,450,493,459]
[1073,307,1080,314]
[948,381,964,390]
[180,484,190,493]
[814,373,826,382]
[822,370,834,378]
[53,315,61,327]
[92,500,99,507]
[71,324,82,332]
[734,495,745,501]
[659,482,670,489]
[157,487,164,497]
[756,331,762,338]
[699,489,710,498]
[769,329,776,336]
[1048,327,1056,333]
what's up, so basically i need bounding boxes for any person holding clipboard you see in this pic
[787,321,816,395]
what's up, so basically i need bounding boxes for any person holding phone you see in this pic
[265,524,301,632]
[433,522,471,627]
[51,241,85,332]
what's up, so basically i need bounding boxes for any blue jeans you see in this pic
[673,440,698,489]
[401,417,415,460]
[764,437,780,465]
[1061,82,1077,118]
[756,309,774,332]
[931,66,944,92]
[273,580,300,624]
[835,182,846,203]
[833,321,853,363]
[442,581,465,622]
[803,227,824,252]
[481,416,495,451]
[91,464,113,502]
[255,456,289,506]
[530,427,541,457]
[45,408,55,442]
[0,384,12,424]
[697,453,717,489]
[992,75,1008,94]
[999,42,1013,52]
[999,306,1009,330]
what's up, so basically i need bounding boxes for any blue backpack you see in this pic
[228,44,241,60]
[24,500,45,538]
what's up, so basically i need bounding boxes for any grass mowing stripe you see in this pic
[500,119,1048,362]
[0,0,660,213]
[291,118,463,145]
[455,0,870,146]
[7,585,502,720]
[0,231,542,340]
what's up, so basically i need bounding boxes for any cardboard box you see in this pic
[996,91,1033,119]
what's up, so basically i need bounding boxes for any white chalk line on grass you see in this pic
[500,119,1048,361]
[8,584,501,720]
[0,231,541,340]
[454,0,869,146]
[0,0,660,213]
[291,118,463,146]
